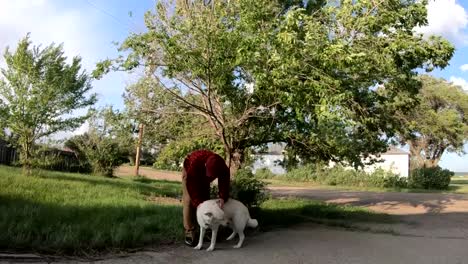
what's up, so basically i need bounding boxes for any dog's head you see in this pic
[202,200,228,226]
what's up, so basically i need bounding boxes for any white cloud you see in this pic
[0,1,100,68]
[0,0,134,139]
[72,122,90,136]
[416,0,468,45]
[449,76,468,91]
[460,64,468,71]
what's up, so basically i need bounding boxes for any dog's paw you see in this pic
[193,244,202,250]
[206,246,215,252]
[233,245,242,249]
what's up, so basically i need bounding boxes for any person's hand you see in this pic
[218,198,224,209]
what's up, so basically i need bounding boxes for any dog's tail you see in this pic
[247,218,258,228]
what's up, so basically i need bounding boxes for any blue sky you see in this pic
[0,0,467,171]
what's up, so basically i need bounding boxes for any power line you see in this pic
[83,0,140,32]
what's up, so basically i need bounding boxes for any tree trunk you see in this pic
[409,139,445,169]
[228,148,245,176]
[409,143,423,169]
[21,142,32,175]
[134,123,144,176]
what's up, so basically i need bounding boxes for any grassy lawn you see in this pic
[0,166,183,255]
[0,165,392,256]
[450,176,468,193]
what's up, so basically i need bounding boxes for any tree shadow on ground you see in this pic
[34,172,181,198]
[271,188,468,214]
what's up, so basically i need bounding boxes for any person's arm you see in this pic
[186,176,204,208]
[205,155,230,206]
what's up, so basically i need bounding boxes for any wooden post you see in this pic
[134,123,144,176]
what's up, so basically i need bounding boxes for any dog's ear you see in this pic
[205,212,213,218]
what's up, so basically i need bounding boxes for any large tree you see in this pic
[0,35,96,171]
[397,75,468,169]
[94,0,453,170]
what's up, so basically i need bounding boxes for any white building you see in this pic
[363,146,410,177]
[252,143,286,174]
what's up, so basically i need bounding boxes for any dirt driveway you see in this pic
[115,166,182,182]
[269,187,468,240]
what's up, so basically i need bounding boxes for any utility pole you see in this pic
[134,123,144,176]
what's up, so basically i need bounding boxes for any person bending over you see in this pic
[181,149,230,246]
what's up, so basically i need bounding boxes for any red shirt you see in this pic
[183,150,230,207]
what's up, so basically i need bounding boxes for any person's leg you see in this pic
[182,168,196,246]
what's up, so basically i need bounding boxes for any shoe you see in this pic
[185,235,196,247]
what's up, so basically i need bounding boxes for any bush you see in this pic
[282,163,319,181]
[28,147,92,173]
[65,134,127,177]
[211,168,269,209]
[408,166,453,190]
[283,164,407,189]
[254,168,276,179]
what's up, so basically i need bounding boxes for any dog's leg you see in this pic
[206,225,218,252]
[233,230,245,249]
[226,230,237,241]
[194,226,205,250]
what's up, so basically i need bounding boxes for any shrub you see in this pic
[211,168,269,209]
[408,166,453,190]
[28,147,92,173]
[283,163,318,181]
[254,168,276,179]
[65,134,127,177]
[284,164,407,189]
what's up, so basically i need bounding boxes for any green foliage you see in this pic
[0,34,96,171]
[254,168,276,179]
[396,75,468,169]
[408,166,453,190]
[283,164,407,189]
[94,0,454,169]
[153,137,224,171]
[124,77,225,170]
[29,147,91,173]
[65,108,131,177]
[211,168,269,208]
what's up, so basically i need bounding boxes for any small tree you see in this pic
[396,75,468,169]
[65,107,131,177]
[0,35,96,172]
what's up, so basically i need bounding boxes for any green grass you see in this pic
[0,166,183,255]
[449,176,468,193]
[0,165,393,256]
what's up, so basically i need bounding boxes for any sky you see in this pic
[0,0,467,171]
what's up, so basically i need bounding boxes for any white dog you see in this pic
[194,198,258,251]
